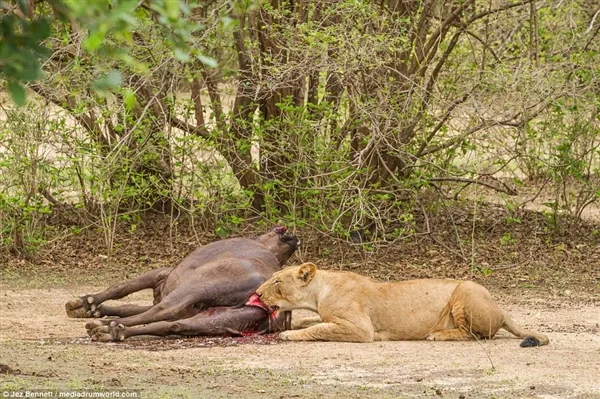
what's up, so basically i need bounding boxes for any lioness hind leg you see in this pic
[427,281,504,342]
[426,304,473,341]
[426,329,473,341]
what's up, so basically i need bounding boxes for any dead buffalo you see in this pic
[65,226,300,342]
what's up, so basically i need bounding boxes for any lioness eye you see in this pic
[274,280,280,285]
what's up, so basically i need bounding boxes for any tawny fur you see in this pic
[255,263,549,346]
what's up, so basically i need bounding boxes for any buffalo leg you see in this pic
[86,287,202,334]
[91,271,258,328]
[87,270,273,336]
[89,307,282,342]
[65,267,172,318]
[93,304,153,318]
[83,305,154,333]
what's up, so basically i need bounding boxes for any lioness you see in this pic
[246,263,549,347]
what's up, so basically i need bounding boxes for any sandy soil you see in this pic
[1,285,599,399]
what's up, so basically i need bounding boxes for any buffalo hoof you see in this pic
[85,319,113,336]
[90,322,126,342]
[65,296,96,318]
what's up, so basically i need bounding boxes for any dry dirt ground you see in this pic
[1,283,599,399]
[2,203,600,398]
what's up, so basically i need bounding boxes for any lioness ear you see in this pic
[297,263,317,285]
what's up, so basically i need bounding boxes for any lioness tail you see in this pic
[501,311,549,347]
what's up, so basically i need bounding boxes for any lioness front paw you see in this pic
[279,331,295,341]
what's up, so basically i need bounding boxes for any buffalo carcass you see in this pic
[65,226,300,342]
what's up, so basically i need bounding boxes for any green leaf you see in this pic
[220,16,236,30]
[118,52,148,72]
[30,18,51,41]
[197,54,217,68]
[18,55,44,81]
[84,31,105,52]
[113,0,139,24]
[123,89,137,111]
[8,80,26,106]
[180,2,191,15]
[94,70,122,92]
[164,0,180,20]
[215,227,229,238]
[17,0,29,15]
[174,48,190,62]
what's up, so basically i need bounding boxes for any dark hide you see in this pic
[65,227,299,342]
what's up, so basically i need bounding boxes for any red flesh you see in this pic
[245,293,278,318]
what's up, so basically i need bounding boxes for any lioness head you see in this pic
[246,263,317,313]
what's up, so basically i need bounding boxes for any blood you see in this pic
[273,225,287,234]
[245,293,271,312]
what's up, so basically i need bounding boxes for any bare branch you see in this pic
[414,93,470,159]
[429,177,517,196]
[190,73,206,129]
[419,94,558,158]
[465,29,500,63]
[416,0,474,72]
[467,0,535,24]
[29,84,111,148]
[170,117,210,139]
